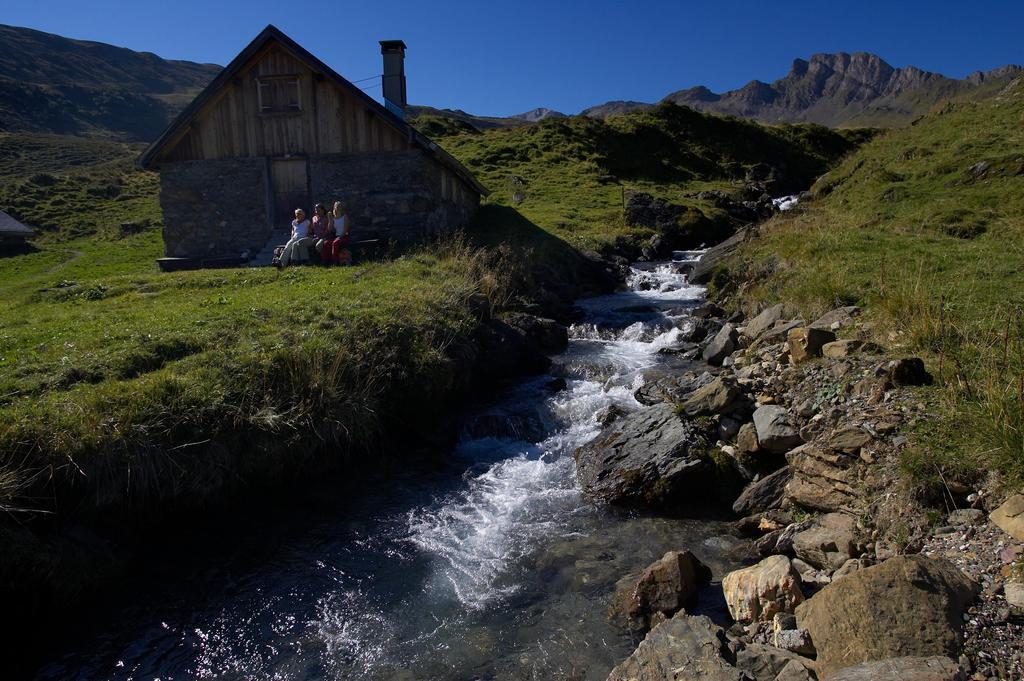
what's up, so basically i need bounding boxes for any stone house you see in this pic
[139,25,487,268]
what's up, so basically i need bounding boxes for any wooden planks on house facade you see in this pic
[162,44,409,164]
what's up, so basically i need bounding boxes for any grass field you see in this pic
[716,78,1024,490]
[0,227,507,518]
[0,133,160,239]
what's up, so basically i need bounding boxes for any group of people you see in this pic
[275,200,352,268]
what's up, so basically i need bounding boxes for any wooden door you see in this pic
[271,159,309,227]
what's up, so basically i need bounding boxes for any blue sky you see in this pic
[5,1,1023,116]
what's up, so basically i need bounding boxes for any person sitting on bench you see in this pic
[277,208,313,267]
[321,200,352,266]
[311,203,335,264]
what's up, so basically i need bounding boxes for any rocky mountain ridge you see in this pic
[418,52,1023,130]
[643,52,1022,127]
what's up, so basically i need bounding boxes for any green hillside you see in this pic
[0,24,219,140]
[417,103,866,252]
[0,132,160,239]
[714,77,1024,487]
[842,71,1024,129]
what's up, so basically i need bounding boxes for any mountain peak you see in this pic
[512,107,566,123]
[635,51,1020,128]
[789,58,809,78]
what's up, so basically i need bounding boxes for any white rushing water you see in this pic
[406,258,705,611]
[39,251,749,681]
[772,194,800,211]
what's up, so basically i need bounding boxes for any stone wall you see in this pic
[160,158,269,259]
[159,151,480,260]
[310,150,479,244]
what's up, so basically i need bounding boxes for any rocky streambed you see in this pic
[33,256,746,680]
[583,275,1024,680]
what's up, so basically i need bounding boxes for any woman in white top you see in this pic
[322,200,352,266]
[277,208,314,267]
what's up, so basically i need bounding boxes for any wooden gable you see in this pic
[159,42,409,163]
[140,25,488,197]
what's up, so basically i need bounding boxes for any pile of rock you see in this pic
[579,298,1024,680]
[607,550,977,681]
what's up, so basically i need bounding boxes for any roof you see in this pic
[0,210,34,236]
[139,25,488,197]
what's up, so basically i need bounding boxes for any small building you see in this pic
[139,25,488,266]
[0,210,34,247]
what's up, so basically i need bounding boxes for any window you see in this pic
[256,76,301,113]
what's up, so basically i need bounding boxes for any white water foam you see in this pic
[405,258,705,610]
[772,194,799,211]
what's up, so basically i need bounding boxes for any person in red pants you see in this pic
[311,203,334,264]
[322,200,352,265]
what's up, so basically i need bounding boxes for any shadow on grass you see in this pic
[0,242,39,258]
[465,205,619,313]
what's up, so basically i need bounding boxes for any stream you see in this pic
[36,254,747,681]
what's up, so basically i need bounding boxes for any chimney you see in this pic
[379,40,407,119]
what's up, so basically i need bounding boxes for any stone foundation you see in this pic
[159,151,480,260]
[159,158,270,259]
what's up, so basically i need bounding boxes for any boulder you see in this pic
[680,317,716,343]
[884,358,934,386]
[680,376,742,416]
[785,444,862,512]
[755,519,814,558]
[776,659,816,681]
[810,306,860,331]
[722,555,805,623]
[1005,580,1024,607]
[822,656,964,681]
[990,493,1024,540]
[946,508,985,526]
[691,302,727,319]
[796,555,979,678]
[737,423,761,454]
[773,628,815,656]
[502,312,569,353]
[753,406,802,453]
[744,304,787,340]
[791,557,832,587]
[822,339,879,358]
[732,466,792,516]
[635,370,714,406]
[624,191,688,232]
[787,327,837,364]
[574,403,710,509]
[690,228,753,286]
[472,319,551,381]
[704,323,739,366]
[735,644,811,681]
[827,426,872,454]
[832,558,866,581]
[719,416,742,441]
[759,319,807,345]
[607,613,741,681]
[610,550,712,632]
[792,513,858,571]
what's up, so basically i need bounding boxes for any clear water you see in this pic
[36,256,747,681]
